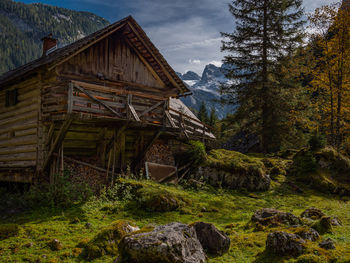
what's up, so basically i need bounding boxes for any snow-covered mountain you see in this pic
[179,64,236,119]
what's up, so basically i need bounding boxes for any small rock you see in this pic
[266,231,305,257]
[85,222,92,229]
[48,239,63,251]
[191,222,230,255]
[312,216,333,234]
[119,222,206,263]
[300,207,325,220]
[319,238,335,250]
[201,207,207,212]
[252,208,301,227]
[295,227,320,242]
[331,217,342,226]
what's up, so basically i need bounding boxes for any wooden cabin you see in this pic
[0,16,214,184]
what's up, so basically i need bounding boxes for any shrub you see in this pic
[25,170,92,208]
[308,133,326,151]
[175,140,207,168]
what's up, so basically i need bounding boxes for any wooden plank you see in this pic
[0,160,36,168]
[74,84,123,118]
[165,110,176,128]
[0,134,37,148]
[128,104,140,121]
[0,145,37,155]
[0,152,37,162]
[67,82,73,113]
[70,79,166,100]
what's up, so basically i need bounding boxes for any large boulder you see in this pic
[266,231,306,257]
[119,222,206,263]
[191,222,230,255]
[252,208,301,227]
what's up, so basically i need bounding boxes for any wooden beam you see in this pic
[165,110,176,128]
[131,130,162,169]
[73,84,123,118]
[70,79,166,101]
[140,100,164,117]
[128,104,140,122]
[42,118,72,172]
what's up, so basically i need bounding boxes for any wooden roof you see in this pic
[0,16,190,94]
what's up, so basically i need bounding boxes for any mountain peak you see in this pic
[182,71,200,80]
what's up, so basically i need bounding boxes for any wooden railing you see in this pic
[44,80,214,140]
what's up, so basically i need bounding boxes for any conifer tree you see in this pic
[198,102,209,124]
[221,0,305,152]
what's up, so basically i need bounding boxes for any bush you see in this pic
[0,224,19,240]
[25,170,92,208]
[308,133,326,151]
[175,140,207,168]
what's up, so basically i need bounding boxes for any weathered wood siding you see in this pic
[0,76,40,168]
[57,32,165,89]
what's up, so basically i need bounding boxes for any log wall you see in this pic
[0,76,40,171]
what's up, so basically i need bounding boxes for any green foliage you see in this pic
[309,133,327,151]
[25,171,92,208]
[176,141,207,169]
[197,101,209,124]
[0,0,109,74]
[291,149,318,176]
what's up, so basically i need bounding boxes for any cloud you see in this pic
[189,59,201,65]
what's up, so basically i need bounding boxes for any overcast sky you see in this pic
[17,0,337,75]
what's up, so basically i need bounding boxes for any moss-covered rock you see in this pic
[136,188,180,212]
[195,149,271,191]
[0,224,19,240]
[83,220,138,259]
[311,217,333,235]
[289,148,350,196]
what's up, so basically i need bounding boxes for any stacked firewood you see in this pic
[64,155,107,193]
[145,140,175,166]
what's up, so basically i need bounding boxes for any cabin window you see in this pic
[5,89,18,107]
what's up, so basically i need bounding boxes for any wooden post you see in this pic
[106,149,112,182]
[67,83,74,114]
[43,118,72,172]
[61,145,64,175]
[111,130,116,185]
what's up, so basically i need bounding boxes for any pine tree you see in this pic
[198,102,209,124]
[208,108,218,128]
[221,0,305,152]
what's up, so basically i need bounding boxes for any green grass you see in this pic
[1,178,350,263]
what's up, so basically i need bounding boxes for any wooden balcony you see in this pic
[42,80,214,140]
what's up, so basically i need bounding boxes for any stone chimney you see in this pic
[41,34,57,56]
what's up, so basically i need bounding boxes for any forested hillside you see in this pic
[0,0,109,74]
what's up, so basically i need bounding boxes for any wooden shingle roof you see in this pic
[0,16,190,94]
